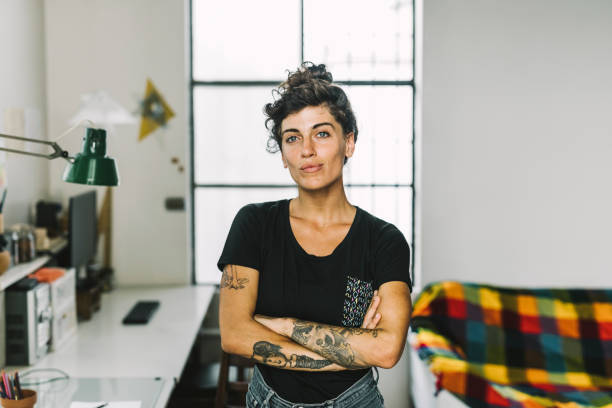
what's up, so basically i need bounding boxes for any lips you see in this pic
[301,164,323,173]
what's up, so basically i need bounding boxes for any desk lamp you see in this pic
[0,126,119,186]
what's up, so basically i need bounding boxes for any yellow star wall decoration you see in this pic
[138,78,175,141]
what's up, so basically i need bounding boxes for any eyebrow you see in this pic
[281,122,336,136]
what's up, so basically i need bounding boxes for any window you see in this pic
[191,0,415,284]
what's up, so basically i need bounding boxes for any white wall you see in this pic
[0,0,48,227]
[422,0,612,289]
[0,0,48,369]
[44,0,190,285]
[417,1,612,407]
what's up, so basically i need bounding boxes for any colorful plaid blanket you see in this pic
[411,281,612,408]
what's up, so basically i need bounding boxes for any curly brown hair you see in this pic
[264,62,358,163]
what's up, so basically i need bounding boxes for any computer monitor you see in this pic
[68,190,97,275]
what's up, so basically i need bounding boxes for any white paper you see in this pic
[70,402,141,408]
[68,90,136,128]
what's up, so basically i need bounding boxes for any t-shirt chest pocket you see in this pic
[341,276,374,327]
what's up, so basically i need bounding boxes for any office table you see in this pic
[13,285,216,407]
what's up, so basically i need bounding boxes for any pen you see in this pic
[0,189,7,213]
[14,372,22,400]
[1,370,5,396]
[7,374,17,399]
[93,403,108,408]
[2,371,10,400]
[0,378,6,398]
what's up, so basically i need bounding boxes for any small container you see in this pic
[18,228,35,262]
[10,225,36,264]
[0,249,9,276]
[9,230,19,265]
[0,389,37,408]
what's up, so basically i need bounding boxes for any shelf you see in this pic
[0,255,51,291]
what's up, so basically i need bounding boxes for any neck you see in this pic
[291,177,354,225]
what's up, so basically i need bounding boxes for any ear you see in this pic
[344,132,355,159]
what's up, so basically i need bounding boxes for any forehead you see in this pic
[281,104,338,132]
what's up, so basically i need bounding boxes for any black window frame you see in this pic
[188,0,416,286]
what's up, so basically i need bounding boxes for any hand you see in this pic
[361,290,382,329]
[254,314,291,336]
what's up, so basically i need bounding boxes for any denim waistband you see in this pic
[247,366,380,408]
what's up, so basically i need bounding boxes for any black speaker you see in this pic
[35,200,62,237]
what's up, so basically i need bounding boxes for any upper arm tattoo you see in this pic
[251,341,332,370]
[220,265,249,290]
[290,320,378,369]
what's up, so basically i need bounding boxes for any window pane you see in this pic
[347,186,413,246]
[343,86,413,185]
[196,186,411,284]
[195,187,297,283]
[193,86,294,184]
[192,0,300,80]
[194,85,412,185]
[304,0,413,81]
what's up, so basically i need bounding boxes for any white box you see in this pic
[50,268,76,310]
[52,300,77,350]
[49,268,77,350]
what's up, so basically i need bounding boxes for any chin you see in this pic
[289,168,343,191]
[297,177,341,192]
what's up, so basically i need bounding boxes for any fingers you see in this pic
[361,290,381,328]
[361,297,375,328]
[366,312,382,329]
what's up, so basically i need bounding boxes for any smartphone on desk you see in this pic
[122,300,160,324]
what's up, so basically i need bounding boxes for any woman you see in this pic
[218,62,412,407]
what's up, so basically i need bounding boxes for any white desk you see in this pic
[26,377,168,408]
[14,285,216,408]
[0,256,51,290]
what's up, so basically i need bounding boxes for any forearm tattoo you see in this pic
[290,320,378,369]
[251,341,332,369]
[220,265,249,290]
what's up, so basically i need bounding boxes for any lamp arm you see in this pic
[0,133,72,162]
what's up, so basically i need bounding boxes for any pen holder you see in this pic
[0,250,9,276]
[0,389,37,408]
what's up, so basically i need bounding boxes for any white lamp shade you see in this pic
[69,90,136,128]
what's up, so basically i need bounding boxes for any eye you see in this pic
[316,131,330,138]
[285,135,298,143]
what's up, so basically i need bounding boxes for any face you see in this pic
[280,104,355,191]
[264,354,288,367]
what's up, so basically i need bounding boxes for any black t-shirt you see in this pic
[217,199,411,403]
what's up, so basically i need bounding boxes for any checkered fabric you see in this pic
[411,281,612,408]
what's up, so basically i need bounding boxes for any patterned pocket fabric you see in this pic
[342,276,374,327]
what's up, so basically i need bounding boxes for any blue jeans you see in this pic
[246,366,385,408]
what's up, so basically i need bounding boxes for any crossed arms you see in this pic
[219,264,412,372]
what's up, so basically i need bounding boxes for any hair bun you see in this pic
[265,62,358,156]
[281,62,333,91]
[306,63,333,83]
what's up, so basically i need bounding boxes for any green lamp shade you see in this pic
[63,128,119,186]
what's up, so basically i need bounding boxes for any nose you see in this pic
[301,136,315,158]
